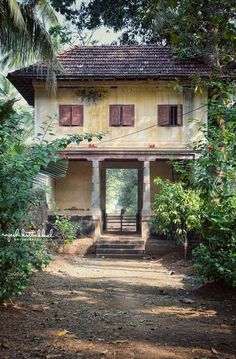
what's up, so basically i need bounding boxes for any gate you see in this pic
[103,211,140,233]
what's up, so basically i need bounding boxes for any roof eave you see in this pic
[7,74,34,106]
[7,73,211,107]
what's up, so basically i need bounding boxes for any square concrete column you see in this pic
[91,159,102,240]
[183,87,194,141]
[45,176,55,211]
[142,160,151,240]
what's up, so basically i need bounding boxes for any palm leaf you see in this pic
[36,0,58,25]
[0,0,60,74]
[3,0,25,28]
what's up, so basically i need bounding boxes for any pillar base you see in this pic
[141,221,150,240]
[141,215,151,240]
[92,208,102,240]
[93,218,101,240]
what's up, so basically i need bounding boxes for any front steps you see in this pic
[96,235,146,258]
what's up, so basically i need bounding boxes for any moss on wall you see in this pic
[34,80,207,150]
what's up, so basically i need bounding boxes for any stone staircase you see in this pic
[96,234,146,258]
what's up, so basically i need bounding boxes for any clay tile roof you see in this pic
[7,45,211,105]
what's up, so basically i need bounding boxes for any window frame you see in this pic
[158,104,183,127]
[59,104,84,127]
[109,104,135,127]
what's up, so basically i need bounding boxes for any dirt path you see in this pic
[0,255,235,359]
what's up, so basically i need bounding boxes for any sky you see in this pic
[86,27,120,45]
[57,0,121,47]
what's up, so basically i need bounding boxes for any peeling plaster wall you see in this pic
[150,161,173,204]
[54,159,173,213]
[34,80,207,151]
[55,161,92,214]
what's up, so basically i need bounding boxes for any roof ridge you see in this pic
[58,44,172,57]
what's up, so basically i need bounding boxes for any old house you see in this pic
[8,45,208,254]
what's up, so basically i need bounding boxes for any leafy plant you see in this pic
[174,99,236,286]
[0,98,102,301]
[0,0,59,69]
[0,236,50,302]
[53,212,79,247]
[152,178,201,259]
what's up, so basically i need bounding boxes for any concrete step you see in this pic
[96,253,145,259]
[97,244,145,250]
[96,241,145,247]
[98,236,143,239]
[96,235,146,258]
[96,248,145,255]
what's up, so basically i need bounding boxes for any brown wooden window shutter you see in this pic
[71,105,84,126]
[59,105,71,126]
[109,105,121,126]
[122,105,135,126]
[177,104,183,126]
[158,105,170,126]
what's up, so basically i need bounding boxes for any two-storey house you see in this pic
[8,45,208,243]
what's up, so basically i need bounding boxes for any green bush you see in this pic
[53,213,79,246]
[152,178,201,257]
[162,99,236,286]
[0,236,50,302]
[193,242,236,287]
[193,192,236,287]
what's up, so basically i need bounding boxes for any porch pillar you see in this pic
[183,87,194,142]
[91,159,101,240]
[45,176,55,211]
[142,160,151,240]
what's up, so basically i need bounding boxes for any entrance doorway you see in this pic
[103,168,141,233]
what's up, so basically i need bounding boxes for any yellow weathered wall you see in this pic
[150,160,173,204]
[53,159,174,214]
[34,80,207,151]
[55,161,92,214]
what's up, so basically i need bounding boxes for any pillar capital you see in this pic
[138,157,156,162]
[92,159,100,168]
[88,158,103,163]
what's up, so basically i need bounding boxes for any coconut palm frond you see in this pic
[21,3,59,68]
[36,0,58,26]
[0,74,18,98]
[4,0,25,28]
[0,0,60,72]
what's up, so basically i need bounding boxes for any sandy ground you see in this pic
[0,254,235,359]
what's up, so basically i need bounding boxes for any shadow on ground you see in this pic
[0,256,235,359]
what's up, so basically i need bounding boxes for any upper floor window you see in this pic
[109,105,135,127]
[158,105,183,126]
[59,105,84,126]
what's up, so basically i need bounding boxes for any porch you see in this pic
[48,151,194,243]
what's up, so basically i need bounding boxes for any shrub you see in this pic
[193,192,236,287]
[53,213,80,247]
[0,236,50,302]
[152,178,201,258]
[168,100,236,286]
